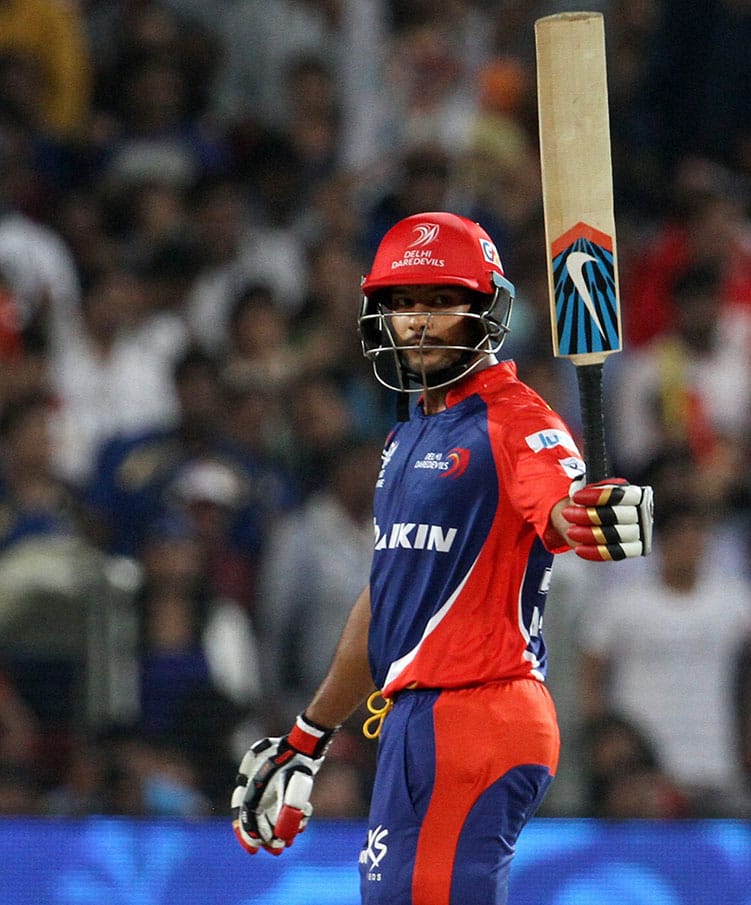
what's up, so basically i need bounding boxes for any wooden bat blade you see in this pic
[535,12,622,367]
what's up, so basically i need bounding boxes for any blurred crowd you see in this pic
[0,0,750,822]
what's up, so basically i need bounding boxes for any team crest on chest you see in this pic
[413,447,471,478]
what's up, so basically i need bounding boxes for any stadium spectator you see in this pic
[135,509,260,737]
[644,0,751,177]
[183,172,308,353]
[580,713,690,819]
[0,0,93,139]
[0,392,83,552]
[43,734,108,816]
[218,366,300,504]
[382,1,496,156]
[620,157,751,348]
[49,187,122,290]
[0,758,41,814]
[578,492,751,816]
[83,345,229,556]
[362,143,454,258]
[292,237,393,439]
[256,440,380,729]
[89,0,225,184]
[93,723,210,817]
[610,261,751,485]
[210,0,342,131]
[0,666,38,766]
[278,370,359,499]
[48,263,189,486]
[0,267,39,411]
[0,138,82,356]
[168,459,258,613]
[83,343,292,621]
[223,282,305,396]
[282,53,342,189]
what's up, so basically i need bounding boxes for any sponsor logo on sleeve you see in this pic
[559,455,586,479]
[525,429,579,455]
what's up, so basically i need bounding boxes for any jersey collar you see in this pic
[442,359,518,408]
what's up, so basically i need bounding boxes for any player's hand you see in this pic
[231,713,337,856]
[563,478,654,561]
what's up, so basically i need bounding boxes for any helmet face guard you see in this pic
[358,213,515,393]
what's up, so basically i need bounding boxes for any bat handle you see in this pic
[577,363,609,483]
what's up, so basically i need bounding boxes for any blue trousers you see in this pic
[359,680,559,905]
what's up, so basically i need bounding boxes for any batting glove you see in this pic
[563,478,654,561]
[231,713,337,856]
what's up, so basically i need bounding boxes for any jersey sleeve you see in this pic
[491,401,584,553]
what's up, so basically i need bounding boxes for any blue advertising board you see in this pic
[0,818,749,904]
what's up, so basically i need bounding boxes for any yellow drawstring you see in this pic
[362,690,393,740]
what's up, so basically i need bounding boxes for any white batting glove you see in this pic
[563,478,654,561]
[231,714,337,856]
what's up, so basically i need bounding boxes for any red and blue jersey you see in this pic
[369,360,584,698]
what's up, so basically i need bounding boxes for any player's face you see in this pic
[383,285,476,375]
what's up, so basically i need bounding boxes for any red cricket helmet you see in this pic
[359,212,514,397]
[360,211,509,295]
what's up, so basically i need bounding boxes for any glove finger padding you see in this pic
[569,480,643,507]
[232,738,285,855]
[271,771,314,844]
[564,480,654,561]
[253,761,314,845]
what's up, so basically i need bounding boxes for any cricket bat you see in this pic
[535,11,622,483]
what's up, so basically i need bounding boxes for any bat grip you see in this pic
[577,363,609,483]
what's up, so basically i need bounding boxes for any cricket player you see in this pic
[232,213,653,904]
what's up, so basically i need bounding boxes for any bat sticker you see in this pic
[550,221,620,356]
